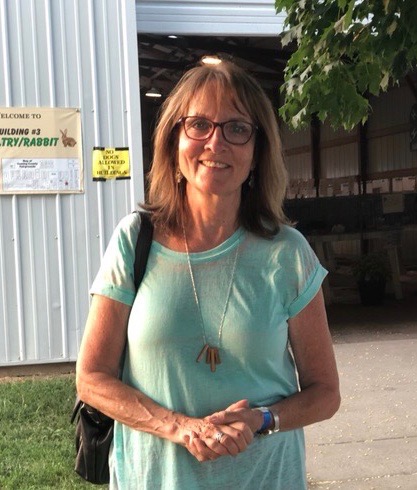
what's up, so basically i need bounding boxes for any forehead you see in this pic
[185,84,250,119]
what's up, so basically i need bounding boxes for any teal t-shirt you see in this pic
[90,213,327,490]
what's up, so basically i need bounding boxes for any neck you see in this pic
[183,193,240,251]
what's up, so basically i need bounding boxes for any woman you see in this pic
[76,60,340,489]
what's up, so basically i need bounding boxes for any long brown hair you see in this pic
[144,61,289,237]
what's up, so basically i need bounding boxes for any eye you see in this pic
[186,117,212,132]
[226,121,252,135]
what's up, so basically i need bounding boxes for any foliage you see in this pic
[275,0,417,130]
[0,375,99,489]
[353,252,391,283]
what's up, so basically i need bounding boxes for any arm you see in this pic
[76,294,253,460]
[271,287,341,429]
[208,288,341,432]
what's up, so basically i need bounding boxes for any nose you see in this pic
[204,125,227,152]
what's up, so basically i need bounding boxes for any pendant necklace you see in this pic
[182,222,239,372]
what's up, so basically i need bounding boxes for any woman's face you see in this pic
[177,86,256,203]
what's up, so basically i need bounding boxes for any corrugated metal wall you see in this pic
[136,0,285,35]
[369,84,417,172]
[0,0,144,366]
[283,82,417,262]
[281,126,312,180]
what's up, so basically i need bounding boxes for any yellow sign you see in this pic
[92,147,130,180]
[0,107,83,194]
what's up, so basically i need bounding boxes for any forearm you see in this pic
[76,370,189,445]
[209,383,340,434]
[268,382,341,432]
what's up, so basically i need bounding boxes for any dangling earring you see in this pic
[176,168,183,184]
[248,169,255,188]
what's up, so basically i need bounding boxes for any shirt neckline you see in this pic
[152,227,245,262]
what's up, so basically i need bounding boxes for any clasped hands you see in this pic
[182,399,263,462]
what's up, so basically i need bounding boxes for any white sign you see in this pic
[0,107,83,194]
[2,158,80,192]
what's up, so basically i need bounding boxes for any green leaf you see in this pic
[276,0,417,129]
[380,71,390,91]
[343,0,356,30]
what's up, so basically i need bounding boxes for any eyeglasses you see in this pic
[178,116,257,145]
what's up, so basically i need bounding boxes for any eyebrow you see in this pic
[187,114,253,123]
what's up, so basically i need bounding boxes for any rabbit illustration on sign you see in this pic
[60,129,77,147]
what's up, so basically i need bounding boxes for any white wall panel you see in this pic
[369,131,417,173]
[285,154,312,180]
[367,83,417,172]
[321,143,359,178]
[136,0,285,35]
[0,0,143,366]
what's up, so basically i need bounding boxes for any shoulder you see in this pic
[246,225,310,254]
[114,212,141,236]
[110,211,150,250]
[274,224,309,246]
[100,212,144,272]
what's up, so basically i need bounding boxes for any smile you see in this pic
[199,160,229,169]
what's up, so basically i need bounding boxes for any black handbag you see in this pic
[71,211,153,484]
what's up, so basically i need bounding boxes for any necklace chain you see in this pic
[182,222,239,371]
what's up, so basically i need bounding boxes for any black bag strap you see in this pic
[134,211,153,290]
[71,212,153,424]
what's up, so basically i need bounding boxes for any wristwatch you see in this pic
[254,407,280,434]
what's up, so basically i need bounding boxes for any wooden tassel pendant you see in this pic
[196,344,209,363]
[196,345,221,372]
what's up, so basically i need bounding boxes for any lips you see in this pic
[199,160,229,169]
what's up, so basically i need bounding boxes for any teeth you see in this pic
[201,160,228,168]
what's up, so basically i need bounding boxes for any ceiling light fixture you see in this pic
[145,87,162,98]
[201,55,222,65]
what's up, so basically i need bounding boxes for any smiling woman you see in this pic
[147,60,289,239]
[175,87,256,213]
[76,60,340,490]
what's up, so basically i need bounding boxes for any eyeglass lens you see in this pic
[183,117,255,144]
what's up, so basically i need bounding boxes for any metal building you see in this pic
[0,0,144,366]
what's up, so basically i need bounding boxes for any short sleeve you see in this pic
[90,213,142,305]
[279,226,328,318]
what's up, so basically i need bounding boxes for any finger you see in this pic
[226,399,249,411]
[208,400,249,424]
[220,427,250,453]
[207,432,240,457]
[190,437,224,461]
[208,410,243,425]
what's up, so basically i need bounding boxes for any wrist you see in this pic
[269,407,280,432]
[253,407,273,434]
[253,406,280,434]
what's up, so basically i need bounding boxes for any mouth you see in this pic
[199,160,229,169]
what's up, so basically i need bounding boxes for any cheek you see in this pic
[178,136,199,163]
[238,146,255,170]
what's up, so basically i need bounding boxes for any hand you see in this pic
[180,407,254,462]
[207,399,263,434]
